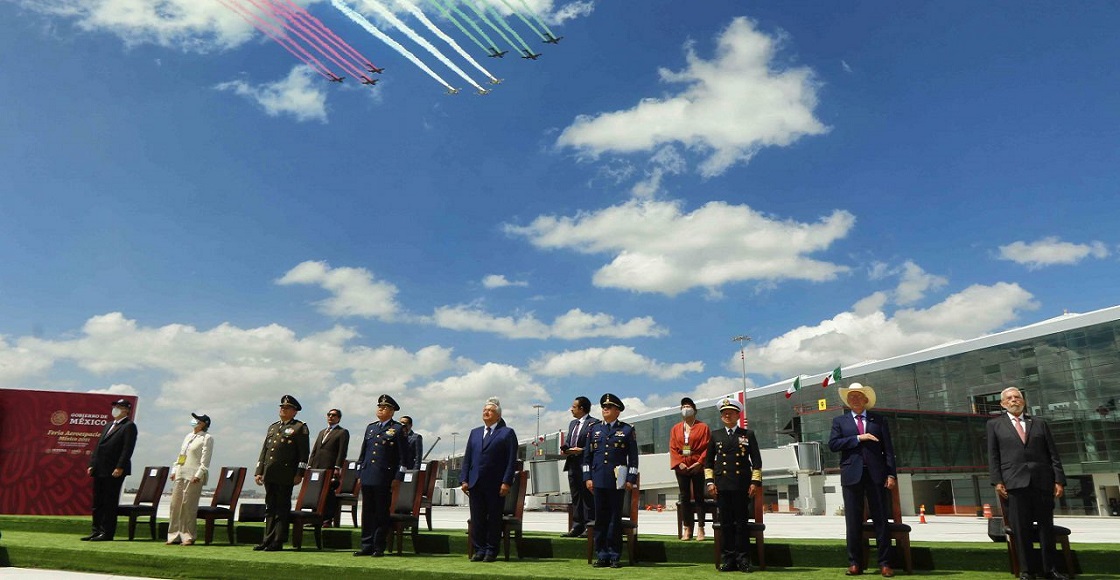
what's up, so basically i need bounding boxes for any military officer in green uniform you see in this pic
[705,397,762,572]
[253,394,310,551]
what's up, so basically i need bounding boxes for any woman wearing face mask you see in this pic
[669,397,711,540]
[166,413,214,545]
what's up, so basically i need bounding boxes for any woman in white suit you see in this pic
[166,412,214,545]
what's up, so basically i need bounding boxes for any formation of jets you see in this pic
[543,33,562,44]
[487,47,509,58]
[520,49,541,60]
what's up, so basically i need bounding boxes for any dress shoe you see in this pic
[561,528,585,538]
[483,554,497,562]
[1018,574,1033,580]
[88,534,112,542]
[846,565,863,576]
[372,551,385,557]
[263,544,282,551]
[471,552,485,562]
[253,544,268,551]
[80,533,99,541]
[880,565,894,578]
[1045,572,1070,580]
[740,560,753,573]
[353,549,374,556]
[609,560,621,568]
[719,562,738,572]
[592,559,609,568]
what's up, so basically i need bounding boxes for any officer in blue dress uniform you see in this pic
[705,398,762,572]
[583,393,638,568]
[253,395,310,551]
[353,394,412,557]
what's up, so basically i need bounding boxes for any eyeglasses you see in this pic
[327,413,339,417]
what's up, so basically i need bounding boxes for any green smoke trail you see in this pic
[425,0,487,52]
[517,0,557,38]
[444,0,503,52]
[463,0,519,52]
[484,3,533,52]
[499,0,545,40]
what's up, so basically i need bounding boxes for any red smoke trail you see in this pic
[246,0,364,80]
[218,0,334,79]
[272,0,381,72]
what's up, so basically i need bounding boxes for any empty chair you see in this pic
[334,460,361,528]
[288,468,333,550]
[388,468,425,555]
[419,460,442,531]
[116,466,170,540]
[196,467,247,545]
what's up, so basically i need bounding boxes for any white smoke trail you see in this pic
[359,0,485,92]
[396,0,500,84]
[331,0,456,91]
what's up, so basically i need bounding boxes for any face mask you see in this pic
[681,407,696,418]
[190,419,199,427]
[111,408,125,419]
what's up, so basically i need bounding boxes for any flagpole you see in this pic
[732,335,751,428]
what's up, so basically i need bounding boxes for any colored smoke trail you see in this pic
[364,0,484,92]
[463,0,517,53]
[219,0,334,78]
[399,0,499,84]
[273,0,382,72]
[425,0,488,54]
[516,0,557,38]
[499,0,545,40]
[331,0,456,91]
[251,0,363,79]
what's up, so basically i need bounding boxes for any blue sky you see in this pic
[2,0,1119,473]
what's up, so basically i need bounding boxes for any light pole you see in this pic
[532,404,544,456]
[451,431,459,468]
[732,334,752,427]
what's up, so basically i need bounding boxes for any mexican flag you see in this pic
[822,366,842,388]
[785,376,801,399]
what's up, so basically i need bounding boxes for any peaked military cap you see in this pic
[279,394,302,411]
[718,397,742,413]
[377,394,401,411]
[600,393,624,411]
[112,398,132,409]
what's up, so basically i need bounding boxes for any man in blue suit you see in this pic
[459,397,518,562]
[84,398,138,542]
[583,393,638,568]
[353,394,412,557]
[828,383,897,578]
[560,396,598,537]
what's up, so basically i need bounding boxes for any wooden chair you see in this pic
[466,470,529,561]
[585,475,640,565]
[419,460,442,531]
[861,484,913,574]
[334,460,361,528]
[388,468,425,555]
[196,466,247,545]
[675,497,718,538]
[999,495,1075,577]
[116,466,170,540]
[288,468,333,550]
[712,486,767,570]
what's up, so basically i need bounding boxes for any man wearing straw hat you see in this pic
[828,383,898,578]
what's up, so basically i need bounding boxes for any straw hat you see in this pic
[838,383,877,409]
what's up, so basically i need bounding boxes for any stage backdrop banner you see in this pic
[0,389,139,515]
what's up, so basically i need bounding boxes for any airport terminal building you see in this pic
[519,305,1120,517]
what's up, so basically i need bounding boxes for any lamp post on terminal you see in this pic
[451,431,459,469]
[732,334,752,427]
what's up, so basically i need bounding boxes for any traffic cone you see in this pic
[919,504,927,524]
[983,503,992,519]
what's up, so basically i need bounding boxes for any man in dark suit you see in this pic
[253,395,310,552]
[459,397,518,562]
[354,394,412,557]
[827,383,897,578]
[400,415,424,470]
[705,398,762,572]
[583,393,638,569]
[83,398,138,542]
[560,396,597,538]
[309,408,349,527]
[988,386,1068,580]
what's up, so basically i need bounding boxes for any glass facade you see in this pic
[626,312,1120,514]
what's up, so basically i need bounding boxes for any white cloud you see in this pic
[429,305,666,339]
[16,0,253,51]
[530,345,703,379]
[0,336,55,385]
[506,199,853,296]
[88,383,138,396]
[482,274,529,289]
[216,66,329,123]
[477,0,594,24]
[998,237,1111,270]
[556,17,827,177]
[277,260,401,320]
[630,146,686,198]
[868,260,947,306]
[743,282,1039,377]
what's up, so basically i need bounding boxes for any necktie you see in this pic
[1015,417,1027,443]
[856,414,865,435]
[727,428,734,437]
[322,427,332,444]
[106,421,119,438]
[484,426,491,439]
